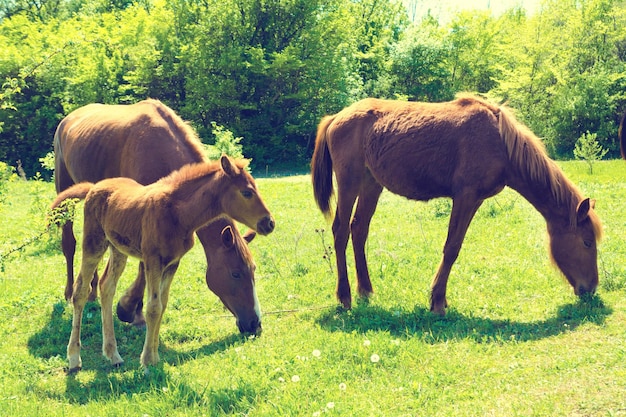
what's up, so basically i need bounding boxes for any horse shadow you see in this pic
[27,300,256,405]
[315,295,612,343]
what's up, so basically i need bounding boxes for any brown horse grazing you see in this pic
[54,99,259,333]
[312,96,602,313]
[51,156,274,371]
[617,106,626,159]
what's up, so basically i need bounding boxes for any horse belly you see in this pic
[365,139,455,201]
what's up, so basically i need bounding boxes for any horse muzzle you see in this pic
[256,216,275,235]
[575,284,597,297]
[237,317,262,335]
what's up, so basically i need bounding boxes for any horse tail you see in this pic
[617,107,626,159]
[311,115,336,218]
[50,182,94,210]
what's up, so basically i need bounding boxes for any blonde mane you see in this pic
[497,104,602,239]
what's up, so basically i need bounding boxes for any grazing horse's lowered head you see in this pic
[198,220,262,334]
[547,197,601,297]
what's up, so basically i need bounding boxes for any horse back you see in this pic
[330,97,507,201]
[54,100,207,190]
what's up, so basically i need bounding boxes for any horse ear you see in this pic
[220,155,238,177]
[243,229,256,244]
[221,225,235,249]
[576,198,592,223]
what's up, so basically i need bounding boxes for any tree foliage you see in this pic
[0,0,625,176]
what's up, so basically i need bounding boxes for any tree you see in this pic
[574,131,608,174]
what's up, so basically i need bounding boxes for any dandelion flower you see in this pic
[278,377,285,383]
[291,375,300,382]
[363,339,371,347]
[339,382,347,391]
[326,402,335,409]
[370,353,380,363]
[312,349,321,358]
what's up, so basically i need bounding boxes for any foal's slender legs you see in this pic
[99,247,128,367]
[141,262,179,368]
[430,193,483,315]
[67,233,108,372]
[350,175,383,299]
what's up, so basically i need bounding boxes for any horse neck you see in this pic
[506,167,579,229]
[168,172,225,233]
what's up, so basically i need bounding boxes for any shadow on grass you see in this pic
[315,294,612,343]
[27,300,258,409]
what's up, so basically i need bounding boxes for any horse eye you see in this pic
[583,240,592,249]
[231,271,242,280]
[241,190,253,199]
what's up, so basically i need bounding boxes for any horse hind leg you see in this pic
[350,176,383,300]
[332,182,360,309]
[430,194,483,315]
[99,247,127,367]
[67,239,108,372]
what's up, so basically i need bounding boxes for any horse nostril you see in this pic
[257,217,275,235]
[577,285,596,298]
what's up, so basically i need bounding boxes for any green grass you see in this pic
[1,161,626,416]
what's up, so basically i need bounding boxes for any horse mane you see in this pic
[160,161,222,187]
[160,158,249,187]
[496,102,602,239]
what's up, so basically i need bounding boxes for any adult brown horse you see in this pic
[54,99,261,333]
[312,95,602,313]
[52,156,274,371]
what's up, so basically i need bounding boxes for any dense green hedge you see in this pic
[1,0,625,176]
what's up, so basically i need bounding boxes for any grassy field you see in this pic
[0,160,625,416]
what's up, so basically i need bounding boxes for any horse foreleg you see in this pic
[116,262,147,327]
[61,220,76,301]
[351,178,383,300]
[99,247,127,367]
[141,261,179,369]
[430,195,483,315]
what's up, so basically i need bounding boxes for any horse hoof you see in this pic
[356,289,373,303]
[67,365,81,374]
[429,303,447,316]
[132,318,146,329]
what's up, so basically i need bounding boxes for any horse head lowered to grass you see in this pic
[53,99,263,334]
[52,156,274,371]
[311,95,602,313]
